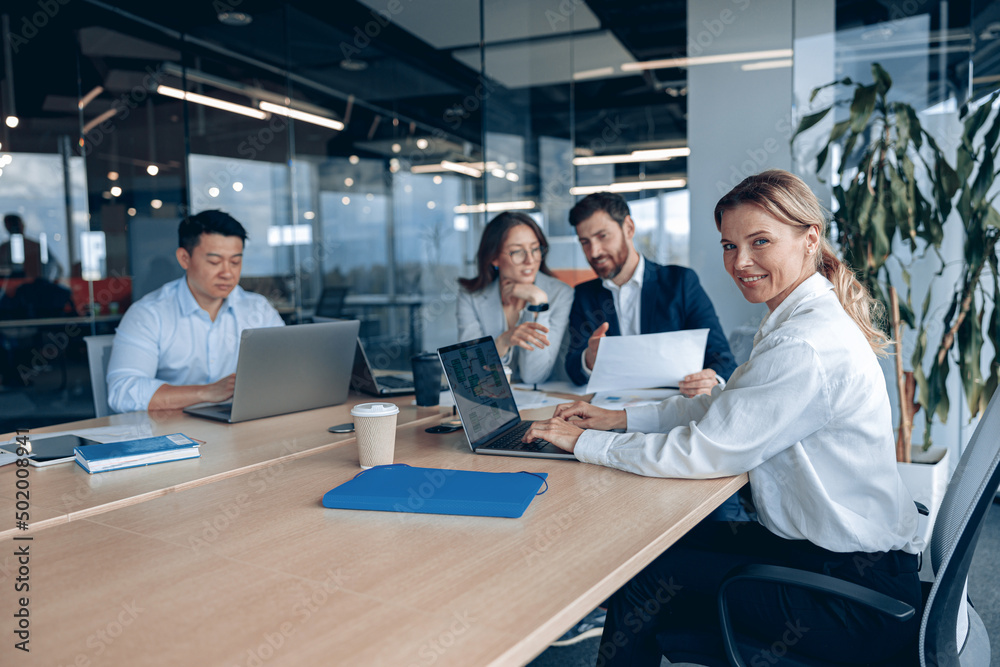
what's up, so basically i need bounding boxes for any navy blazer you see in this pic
[565,259,737,386]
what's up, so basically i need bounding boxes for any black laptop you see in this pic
[437,336,575,460]
[349,339,418,397]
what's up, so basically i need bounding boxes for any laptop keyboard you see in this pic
[376,375,413,389]
[483,422,550,452]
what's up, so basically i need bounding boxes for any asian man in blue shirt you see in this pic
[106,210,283,413]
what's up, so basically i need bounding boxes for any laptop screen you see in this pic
[438,337,520,449]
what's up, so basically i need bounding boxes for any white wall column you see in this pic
[687,0,835,336]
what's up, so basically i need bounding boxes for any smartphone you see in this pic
[0,434,103,467]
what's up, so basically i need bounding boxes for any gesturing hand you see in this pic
[584,321,610,370]
[497,322,550,356]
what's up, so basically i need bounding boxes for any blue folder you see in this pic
[321,464,548,518]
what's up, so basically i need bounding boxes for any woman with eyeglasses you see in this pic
[457,212,573,385]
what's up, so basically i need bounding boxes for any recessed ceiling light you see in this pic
[218,11,252,26]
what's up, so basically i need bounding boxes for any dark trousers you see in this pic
[596,521,921,666]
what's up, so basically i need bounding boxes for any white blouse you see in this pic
[574,273,922,555]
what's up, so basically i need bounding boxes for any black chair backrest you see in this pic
[922,389,1000,665]
[315,286,349,319]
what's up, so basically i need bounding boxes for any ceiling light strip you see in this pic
[259,101,344,131]
[740,59,794,71]
[574,147,690,166]
[622,49,793,71]
[441,161,483,178]
[156,85,267,120]
[570,179,687,196]
[453,201,536,214]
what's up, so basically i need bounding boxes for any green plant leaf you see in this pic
[963,96,995,145]
[957,298,985,417]
[849,84,878,134]
[898,299,916,328]
[794,108,832,138]
[829,119,851,144]
[815,145,830,173]
[905,106,924,150]
[889,166,915,244]
[984,92,1000,150]
[807,77,853,104]
[872,63,893,97]
[972,143,995,207]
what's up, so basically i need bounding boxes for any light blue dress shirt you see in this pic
[106,277,284,413]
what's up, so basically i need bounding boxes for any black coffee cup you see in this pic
[411,352,442,407]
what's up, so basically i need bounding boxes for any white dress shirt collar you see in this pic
[755,272,832,345]
[176,276,239,319]
[601,253,645,294]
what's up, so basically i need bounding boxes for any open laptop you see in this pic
[349,339,417,397]
[437,336,575,460]
[184,320,360,423]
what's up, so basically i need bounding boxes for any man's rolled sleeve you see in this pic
[106,307,165,413]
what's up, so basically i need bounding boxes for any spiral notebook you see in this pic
[321,464,548,518]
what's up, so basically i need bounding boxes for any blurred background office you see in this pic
[0,0,996,436]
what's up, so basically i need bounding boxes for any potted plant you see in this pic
[793,64,1000,545]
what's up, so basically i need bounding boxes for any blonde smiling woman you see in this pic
[524,170,923,665]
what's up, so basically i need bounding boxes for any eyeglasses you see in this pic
[507,246,547,264]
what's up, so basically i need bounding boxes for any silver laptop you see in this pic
[437,336,576,460]
[184,320,360,423]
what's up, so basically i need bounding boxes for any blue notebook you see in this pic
[321,464,548,518]
[74,433,201,474]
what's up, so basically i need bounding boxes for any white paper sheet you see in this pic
[418,389,574,411]
[585,329,709,393]
[590,389,681,410]
[511,380,591,396]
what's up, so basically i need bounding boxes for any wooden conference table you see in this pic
[0,392,745,666]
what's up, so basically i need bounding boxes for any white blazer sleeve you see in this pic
[573,335,831,479]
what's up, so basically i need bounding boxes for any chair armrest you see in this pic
[717,563,916,667]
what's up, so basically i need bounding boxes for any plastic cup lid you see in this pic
[350,402,400,417]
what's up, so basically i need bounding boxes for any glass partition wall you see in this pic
[8,1,991,430]
[0,0,697,429]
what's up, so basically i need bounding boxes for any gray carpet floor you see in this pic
[527,499,1000,666]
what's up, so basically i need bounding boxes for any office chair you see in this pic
[658,389,1000,667]
[84,335,116,417]
[313,286,350,319]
